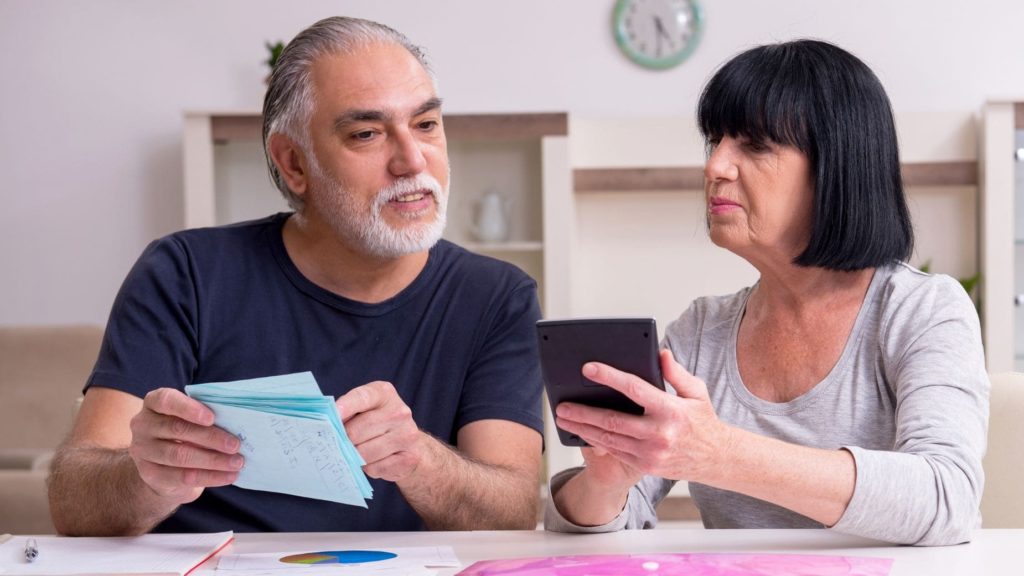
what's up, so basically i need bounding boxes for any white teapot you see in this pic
[470,189,511,243]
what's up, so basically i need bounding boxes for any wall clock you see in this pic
[613,0,703,70]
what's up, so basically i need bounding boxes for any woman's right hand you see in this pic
[576,444,644,494]
[550,382,654,526]
[551,349,735,526]
[556,350,731,485]
[552,444,642,527]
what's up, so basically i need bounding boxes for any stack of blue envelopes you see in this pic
[185,371,372,507]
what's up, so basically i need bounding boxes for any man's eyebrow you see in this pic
[333,98,444,130]
[414,97,443,116]
[334,109,389,129]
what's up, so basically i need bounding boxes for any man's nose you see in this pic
[388,129,427,177]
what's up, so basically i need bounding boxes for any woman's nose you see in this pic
[704,140,739,182]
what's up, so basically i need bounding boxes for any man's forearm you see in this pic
[48,443,178,536]
[397,435,538,530]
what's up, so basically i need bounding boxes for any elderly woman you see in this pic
[546,40,988,546]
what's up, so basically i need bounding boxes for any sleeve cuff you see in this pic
[543,467,630,533]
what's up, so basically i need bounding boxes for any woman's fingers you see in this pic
[659,350,710,401]
[580,361,665,410]
[556,402,654,440]
[557,414,647,454]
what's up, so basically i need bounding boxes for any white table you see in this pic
[194,529,1022,575]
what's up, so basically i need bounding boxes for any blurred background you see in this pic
[2,0,1020,326]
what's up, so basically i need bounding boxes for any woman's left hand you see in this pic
[555,349,736,484]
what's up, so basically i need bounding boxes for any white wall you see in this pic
[2,0,1022,325]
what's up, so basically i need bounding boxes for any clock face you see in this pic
[613,0,703,70]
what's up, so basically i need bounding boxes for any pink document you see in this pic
[457,552,893,576]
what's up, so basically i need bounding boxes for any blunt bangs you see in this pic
[697,45,814,157]
[697,40,914,271]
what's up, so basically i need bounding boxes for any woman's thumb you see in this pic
[660,349,709,401]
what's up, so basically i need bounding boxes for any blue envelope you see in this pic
[185,371,372,506]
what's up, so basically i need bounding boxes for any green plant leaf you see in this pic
[959,272,981,295]
[265,41,284,71]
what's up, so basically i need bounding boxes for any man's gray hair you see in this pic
[262,16,434,210]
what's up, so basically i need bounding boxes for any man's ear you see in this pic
[268,133,311,197]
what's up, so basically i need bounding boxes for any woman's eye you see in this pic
[744,140,770,153]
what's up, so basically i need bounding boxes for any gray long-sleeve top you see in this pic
[546,263,989,546]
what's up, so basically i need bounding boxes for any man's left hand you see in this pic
[336,381,426,482]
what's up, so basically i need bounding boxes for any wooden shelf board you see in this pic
[574,161,977,192]
[574,166,704,192]
[208,112,568,143]
[901,161,978,187]
[462,241,544,253]
[211,115,262,142]
[443,113,567,140]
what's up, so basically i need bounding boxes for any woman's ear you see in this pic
[268,133,310,198]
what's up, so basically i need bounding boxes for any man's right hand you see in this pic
[127,388,244,504]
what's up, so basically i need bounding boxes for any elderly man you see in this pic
[48,16,543,535]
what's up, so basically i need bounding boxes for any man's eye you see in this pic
[352,131,376,141]
[418,120,439,131]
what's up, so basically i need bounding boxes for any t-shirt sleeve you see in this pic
[832,274,989,545]
[86,236,200,397]
[454,277,544,436]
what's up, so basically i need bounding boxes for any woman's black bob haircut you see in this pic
[698,39,913,271]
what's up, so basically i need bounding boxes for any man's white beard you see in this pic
[309,162,449,259]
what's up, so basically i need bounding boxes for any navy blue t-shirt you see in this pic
[86,213,544,532]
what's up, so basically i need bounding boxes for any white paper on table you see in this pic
[216,547,459,571]
[0,532,233,575]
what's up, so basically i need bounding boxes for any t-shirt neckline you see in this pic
[724,266,888,414]
[264,212,443,317]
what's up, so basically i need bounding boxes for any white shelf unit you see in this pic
[980,101,1024,372]
[182,110,574,482]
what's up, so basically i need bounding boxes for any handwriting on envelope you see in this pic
[185,372,372,506]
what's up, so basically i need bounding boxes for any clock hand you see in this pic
[653,16,672,57]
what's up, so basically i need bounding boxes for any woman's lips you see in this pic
[708,196,741,215]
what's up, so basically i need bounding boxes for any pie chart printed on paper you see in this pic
[280,550,398,564]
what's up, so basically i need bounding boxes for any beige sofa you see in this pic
[0,325,103,534]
